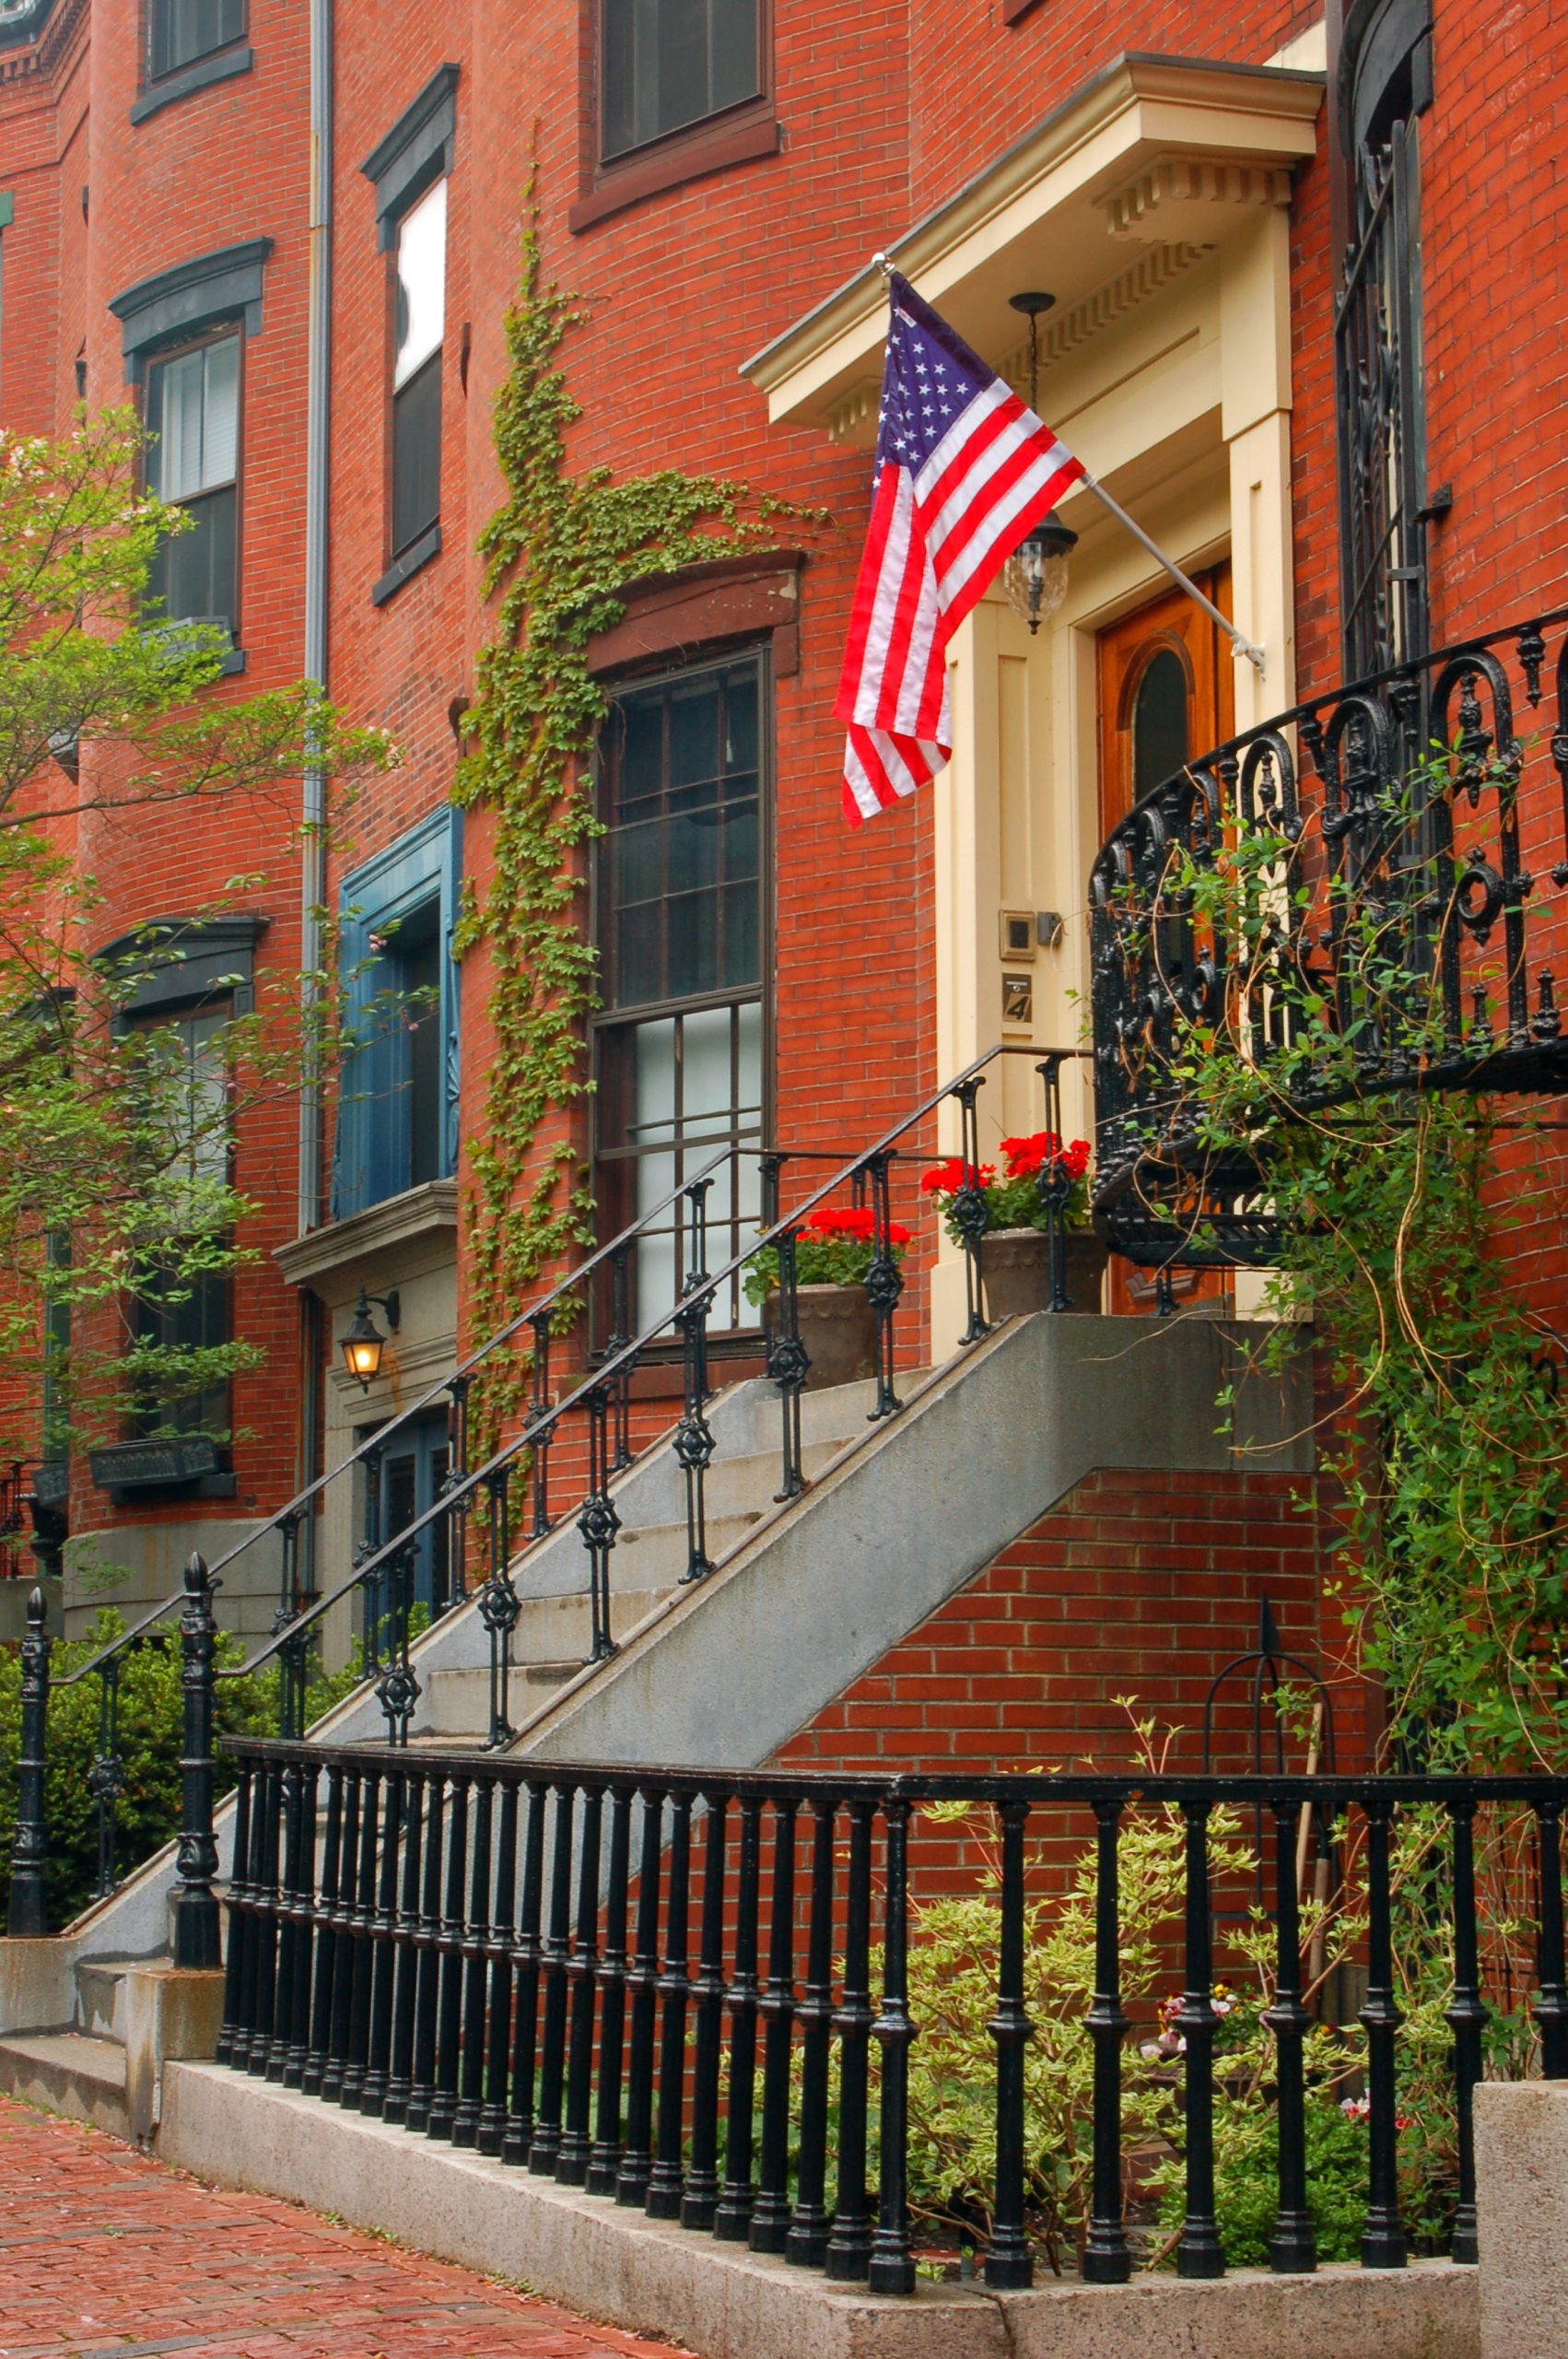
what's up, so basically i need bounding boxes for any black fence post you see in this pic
[7,1587,52,1937]
[985,1795,1034,2289]
[172,1552,222,1971]
[1082,1795,1131,2282]
[868,1795,917,2295]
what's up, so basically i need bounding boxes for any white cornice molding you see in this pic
[1100,158,1293,241]
[742,52,1322,434]
[825,241,1214,445]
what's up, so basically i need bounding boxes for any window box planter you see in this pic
[982,1227,1108,1318]
[88,1435,219,1492]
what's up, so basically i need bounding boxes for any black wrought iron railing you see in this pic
[1089,608,1568,1269]
[6,1045,1092,1929]
[213,1736,1568,2290]
[214,1042,1089,1757]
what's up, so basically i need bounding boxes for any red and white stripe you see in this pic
[836,379,1082,826]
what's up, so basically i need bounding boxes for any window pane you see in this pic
[602,654,763,1011]
[668,677,719,787]
[602,0,759,158]
[710,0,758,111]
[666,795,720,898]
[152,348,205,501]
[603,0,636,158]
[619,694,664,808]
[666,894,717,997]
[1131,648,1189,799]
[657,0,706,136]
[397,906,442,1189]
[148,481,237,631]
[392,351,442,552]
[633,1017,677,1145]
[395,179,447,390]
[614,815,662,910]
[616,900,662,1007]
[720,793,758,884]
[681,1003,734,1126]
[721,878,758,990]
[202,336,240,487]
[724,667,757,770]
[152,0,244,78]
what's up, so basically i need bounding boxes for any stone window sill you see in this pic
[570,111,780,233]
[130,42,253,124]
[372,522,441,607]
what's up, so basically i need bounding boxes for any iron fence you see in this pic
[213,1735,1568,2292]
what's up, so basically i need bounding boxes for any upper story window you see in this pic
[149,0,246,82]
[145,330,240,640]
[602,0,761,161]
[391,177,445,560]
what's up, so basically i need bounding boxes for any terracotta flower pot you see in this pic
[766,1281,879,1389]
[982,1227,1109,1318]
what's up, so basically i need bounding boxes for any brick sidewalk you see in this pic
[0,2097,696,2359]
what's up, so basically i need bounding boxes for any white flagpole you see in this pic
[1078,471,1268,678]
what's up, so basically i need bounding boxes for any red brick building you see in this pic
[2,0,1563,1770]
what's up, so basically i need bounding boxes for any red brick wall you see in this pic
[773,1464,1377,1777]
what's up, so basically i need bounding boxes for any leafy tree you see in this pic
[0,409,392,1463]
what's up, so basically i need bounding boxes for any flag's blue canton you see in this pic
[874,300,982,482]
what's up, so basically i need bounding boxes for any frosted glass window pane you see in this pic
[636,1151,675,1219]
[396,180,447,390]
[637,1232,677,1331]
[682,1004,732,1121]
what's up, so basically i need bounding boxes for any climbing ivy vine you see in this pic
[452,182,823,1438]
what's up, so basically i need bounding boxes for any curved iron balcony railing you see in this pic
[1088,608,1568,1270]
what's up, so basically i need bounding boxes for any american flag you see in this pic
[835,273,1082,827]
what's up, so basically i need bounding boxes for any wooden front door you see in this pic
[1096,569,1235,1315]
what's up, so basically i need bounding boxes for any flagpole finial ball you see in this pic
[872,251,894,280]
[1009,290,1057,318]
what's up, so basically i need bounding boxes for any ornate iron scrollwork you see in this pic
[1088,613,1568,1271]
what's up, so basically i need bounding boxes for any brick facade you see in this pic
[773,1464,1377,1780]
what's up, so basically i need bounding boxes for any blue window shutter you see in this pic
[335,806,462,1218]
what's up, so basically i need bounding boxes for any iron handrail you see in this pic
[57,1141,740,1688]
[222,1733,1568,1805]
[222,1040,1089,1680]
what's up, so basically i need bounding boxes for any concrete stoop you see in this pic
[158,2063,1476,2359]
[0,1963,224,2142]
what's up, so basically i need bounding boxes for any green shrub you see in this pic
[0,1610,361,1932]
